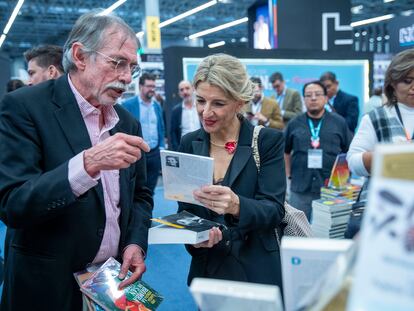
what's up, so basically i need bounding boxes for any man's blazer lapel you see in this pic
[283,89,291,111]
[53,75,92,155]
[52,75,104,207]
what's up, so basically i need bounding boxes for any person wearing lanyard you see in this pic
[285,81,352,220]
[347,49,414,177]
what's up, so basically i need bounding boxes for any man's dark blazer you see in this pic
[333,89,359,133]
[0,75,153,311]
[170,102,183,151]
[177,118,286,289]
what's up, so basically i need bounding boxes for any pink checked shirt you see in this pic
[67,75,121,263]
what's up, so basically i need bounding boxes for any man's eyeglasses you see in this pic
[93,50,141,78]
[304,93,325,99]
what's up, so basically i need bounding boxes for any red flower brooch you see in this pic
[224,141,237,154]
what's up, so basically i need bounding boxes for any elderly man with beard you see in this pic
[123,73,165,193]
[0,11,153,311]
[284,81,352,221]
[170,80,201,151]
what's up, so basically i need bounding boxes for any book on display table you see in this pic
[281,236,353,311]
[190,278,283,311]
[348,143,414,311]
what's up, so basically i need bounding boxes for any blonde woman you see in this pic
[178,54,286,289]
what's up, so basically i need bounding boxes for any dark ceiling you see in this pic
[0,0,413,58]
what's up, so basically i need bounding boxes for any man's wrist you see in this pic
[84,149,100,178]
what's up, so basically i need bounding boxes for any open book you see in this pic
[160,150,214,205]
[281,236,353,311]
[190,278,283,311]
[148,211,222,244]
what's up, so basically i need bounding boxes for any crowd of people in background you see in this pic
[1,9,413,310]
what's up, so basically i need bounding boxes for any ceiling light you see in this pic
[208,40,225,48]
[3,0,24,35]
[351,5,363,14]
[159,0,218,28]
[0,34,6,48]
[189,17,248,39]
[0,0,24,49]
[350,14,394,27]
[383,0,395,3]
[98,0,127,16]
[401,10,414,17]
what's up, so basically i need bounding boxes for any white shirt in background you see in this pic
[364,95,383,114]
[181,101,200,137]
[347,103,414,176]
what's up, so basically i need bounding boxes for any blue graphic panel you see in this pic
[183,57,369,121]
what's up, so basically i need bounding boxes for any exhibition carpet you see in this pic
[0,185,197,310]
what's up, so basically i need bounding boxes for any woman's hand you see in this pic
[193,227,222,248]
[194,185,240,217]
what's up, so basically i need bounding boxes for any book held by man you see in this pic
[160,150,214,205]
[148,211,222,245]
[79,257,163,311]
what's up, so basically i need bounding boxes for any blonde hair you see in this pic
[193,53,254,103]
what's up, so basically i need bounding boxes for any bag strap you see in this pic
[251,125,264,172]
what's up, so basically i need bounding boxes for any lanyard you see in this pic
[395,105,413,141]
[307,117,323,148]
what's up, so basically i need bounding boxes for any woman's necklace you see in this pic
[210,139,238,154]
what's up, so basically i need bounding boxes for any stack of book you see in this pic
[320,184,361,202]
[311,198,353,239]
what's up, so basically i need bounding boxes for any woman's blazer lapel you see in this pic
[227,119,253,187]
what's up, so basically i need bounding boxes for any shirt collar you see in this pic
[182,100,196,109]
[67,74,119,127]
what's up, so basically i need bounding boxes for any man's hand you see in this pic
[84,133,150,177]
[118,245,146,289]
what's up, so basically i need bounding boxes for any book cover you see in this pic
[281,237,353,311]
[81,257,163,311]
[347,143,414,311]
[74,264,104,311]
[328,153,350,190]
[160,150,214,205]
[190,278,283,311]
[148,211,222,244]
